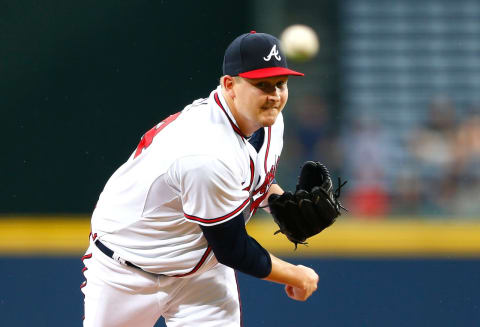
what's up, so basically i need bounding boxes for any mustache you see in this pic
[261,105,280,110]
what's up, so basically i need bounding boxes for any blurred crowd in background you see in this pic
[276,0,480,219]
[280,94,480,218]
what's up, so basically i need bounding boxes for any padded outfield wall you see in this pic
[0,217,479,327]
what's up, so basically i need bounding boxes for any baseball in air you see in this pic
[280,24,319,62]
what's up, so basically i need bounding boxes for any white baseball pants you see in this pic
[81,241,242,327]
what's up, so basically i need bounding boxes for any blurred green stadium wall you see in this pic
[1,0,251,213]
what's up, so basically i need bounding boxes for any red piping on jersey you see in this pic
[250,189,268,216]
[184,197,250,224]
[264,127,271,173]
[89,232,98,241]
[81,252,92,320]
[250,156,279,214]
[80,253,92,290]
[214,92,247,139]
[242,158,255,192]
[172,246,212,277]
[82,253,92,262]
[250,128,277,215]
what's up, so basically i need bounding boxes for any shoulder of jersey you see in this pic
[170,98,241,157]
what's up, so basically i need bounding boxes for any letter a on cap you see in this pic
[263,44,281,61]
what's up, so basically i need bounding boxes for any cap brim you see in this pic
[238,67,304,79]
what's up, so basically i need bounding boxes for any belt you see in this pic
[94,239,140,269]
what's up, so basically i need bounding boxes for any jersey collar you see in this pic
[213,86,247,139]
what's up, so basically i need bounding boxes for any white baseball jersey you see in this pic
[91,85,283,277]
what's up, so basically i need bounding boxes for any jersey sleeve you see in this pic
[168,155,250,226]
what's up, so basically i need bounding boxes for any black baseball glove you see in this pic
[268,161,347,249]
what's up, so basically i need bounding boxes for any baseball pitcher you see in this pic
[81,31,344,327]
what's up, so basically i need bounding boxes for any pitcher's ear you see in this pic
[221,75,238,99]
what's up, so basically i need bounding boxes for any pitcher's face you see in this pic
[231,76,289,134]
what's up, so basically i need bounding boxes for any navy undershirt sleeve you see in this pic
[200,213,272,278]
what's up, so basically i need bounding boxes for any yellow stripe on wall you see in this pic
[248,218,480,257]
[0,216,479,257]
[0,216,91,255]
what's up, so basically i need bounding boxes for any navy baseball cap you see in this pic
[222,31,304,79]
